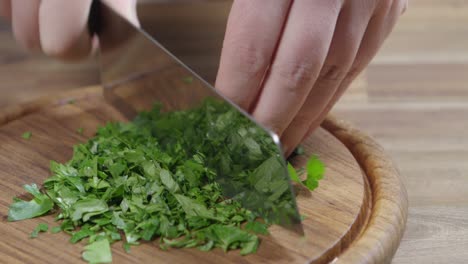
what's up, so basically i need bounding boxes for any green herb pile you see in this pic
[8,99,324,263]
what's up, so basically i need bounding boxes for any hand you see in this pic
[216,0,407,154]
[0,0,138,60]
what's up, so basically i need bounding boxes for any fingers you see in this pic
[7,0,139,60]
[329,0,405,107]
[11,0,41,51]
[215,0,292,110]
[0,0,11,20]
[300,0,406,145]
[39,0,94,60]
[280,0,374,153]
[39,0,139,60]
[251,0,341,135]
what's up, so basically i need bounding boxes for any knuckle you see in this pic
[318,64,348,82]
[377,0,394,12]
[223,39,270,77]
[344,64,364,81]
[270,61,318,93]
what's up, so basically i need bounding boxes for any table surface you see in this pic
[0,0,467,263]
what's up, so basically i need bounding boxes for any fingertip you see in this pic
[41,32,93,61]
[39,0,93,61]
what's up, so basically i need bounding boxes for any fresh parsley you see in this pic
[8,184,53,221]
[22,131,32,140]
[30,223,48,238]
[8,99,324,263]
[287,155,325,192]
[82,239,112,264]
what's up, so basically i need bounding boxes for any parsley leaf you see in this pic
[51,226,62,234]
[22,131,32,140]
[302,155,325,191]
[288,156,325,192]
[70,198,108,222]
[70,225,95,244]
[287,163,301,184]
[30,223,48,238]
[82,239,112,264]
[244,221,269,235]
[8,184,54,221]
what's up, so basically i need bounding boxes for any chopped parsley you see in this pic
[82,239,112,264]
[8,184,53,221]
[30,223,48,238]
[51,226,62,234]
[22,131,32,140]
[8,99,324,263]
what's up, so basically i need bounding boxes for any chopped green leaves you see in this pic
[287,155,325,191]
[77,127,84,134]
[51,226,62,234]
[303,155,325,190]
[174,194,220,221]
[70,225,95,243]
[245,221,269,235]
[287,163,301,184]
[82,239,112,264]
[8,184,54,221]
[160,169,180,193]
[70,198,108,222]
[22,131,32,140]
[197,224,259,254]
[8,99,324,262]
[30,223,48,238]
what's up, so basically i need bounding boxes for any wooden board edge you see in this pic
[322,117,408,264]
[311,165,373,264]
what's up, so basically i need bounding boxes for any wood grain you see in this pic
[0,87,406,263]
[1,0,463,262]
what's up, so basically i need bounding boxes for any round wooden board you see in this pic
[0,87,407,264]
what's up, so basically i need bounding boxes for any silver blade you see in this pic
[90,0,303,233]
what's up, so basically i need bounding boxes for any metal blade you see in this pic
[90,0,303,233]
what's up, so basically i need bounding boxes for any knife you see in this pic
[88,0,303,234]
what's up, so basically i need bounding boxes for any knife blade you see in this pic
[89,0,303,234]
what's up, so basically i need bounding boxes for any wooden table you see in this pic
[0,0,467,263]
[335,1,468,263]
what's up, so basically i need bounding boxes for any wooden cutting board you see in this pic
[0,87,407,264]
